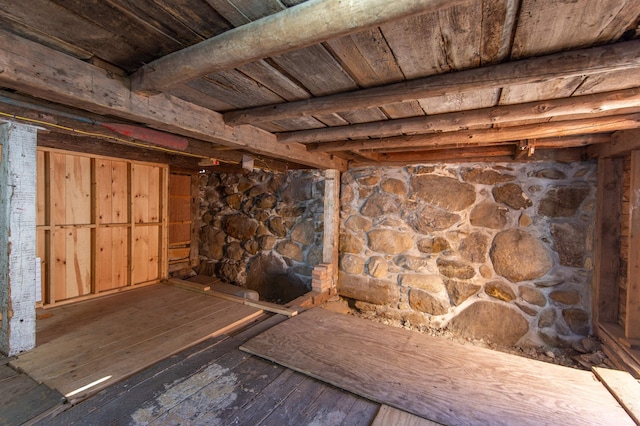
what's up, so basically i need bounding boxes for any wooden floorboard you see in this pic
[39,313,378,426]
[10,284,262,400]
[241,308,636,426]
[372,405,441,426]
[593,366,640,424]
[0,369,63,426]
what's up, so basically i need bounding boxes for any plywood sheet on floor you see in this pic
[39,315,379,426]
[11,285,262,400]
[241,308,635,426]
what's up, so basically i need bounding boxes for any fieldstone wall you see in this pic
[198,169,325,303]
[339,162,597,349]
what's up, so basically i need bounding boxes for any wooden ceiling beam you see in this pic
[225,40,640,125]
[371,147,587,166]
[0,29,346,171]
[307,113,640,153]
[588,129,640,158]
[131,0,460,94]
[278,87,640,144]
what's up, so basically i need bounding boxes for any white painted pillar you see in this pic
[322,169,340,289]
[0,122,37,356]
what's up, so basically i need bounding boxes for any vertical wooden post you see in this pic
[159,166,169,279]
[593,157,623,326]
[322,169,340,290]
[0,123,38,356]
[626,150,640,340]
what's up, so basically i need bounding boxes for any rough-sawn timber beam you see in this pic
[0,29,345,171]
[307,113,640,152]
[278,87,640,144]
[225,40,640,125]
[131,0,461,94]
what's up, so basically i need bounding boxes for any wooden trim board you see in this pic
[240,308,634,425]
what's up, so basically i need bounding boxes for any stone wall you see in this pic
[198,169,325,303]
[339,162,597,349]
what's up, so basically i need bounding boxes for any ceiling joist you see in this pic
[0,29,346,170]
[131,0,461,94]
[224,40,640,126]
[278,87,640,144]
[307,113,640,152]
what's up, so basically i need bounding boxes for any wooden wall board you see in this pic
[95,227,129,292]
[241,308,635,426]
[626,150,640,339]
[36,150,46,226]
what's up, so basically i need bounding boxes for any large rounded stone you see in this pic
[399,274,444,293]
[202,227,226,259]
[281,175,313,203]
[258,235,277,250]
[381,178,408,197]
[218,261,242,283]
[410,175,476,211]
[340,231,364,254]
[256,193,278,209]
[417,237,451,254]
[551,223,585,267]
[538,308,556,328]
[550,290,580,306]
[445,280,481,305]
[492,183,532,210]
[469,202,508,229]
[225,193,243,210]
[533,168,567,180]
[367,256,388,278]
[393,255,430,271]
[562,309,590,335]
[225,241,245,261]
[448,301,529,346]
[344,215,372,232]
[407,205,460,234]
[436,259,475,279]
[340,254,365,274]
[360,192,401,217]
[291,219,315,245]
[519,286,547,307]
[337,271,398,305]
[368,229,413,254]
[485,281,516,302]
[409,289,448,315]
[461,168,515,184]
[246,253,308,303]
[538,186,590,217]
[490,229,552,282]
[275,240,303,262]
[223,214,259,241]
[267,217,287,237]
[459,232,489,263]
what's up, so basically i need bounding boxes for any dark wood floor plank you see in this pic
[241,308,635,426]
[43,315,283,425]
[0,364,18,382]
[0,383,63,426]
[340,398,381,426]
[0,374,38,408]
[258,375,327,426]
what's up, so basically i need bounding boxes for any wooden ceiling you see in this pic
[0,0,639,170]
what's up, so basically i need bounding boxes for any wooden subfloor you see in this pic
[242,308,637,426]
[37,315,381,426]
[10,284,262,401]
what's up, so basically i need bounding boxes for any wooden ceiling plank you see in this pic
[511,0,640,59]
[0,0,143,70]
[574,68,640,96]
[0,29,345,170]
[131,0,461,93]
[237,60,310,102]
[307,113,640,153]
[381,1,482,79]
[279,87,640,144]
[224,40,640,125]
[418,88,500,115]
[480,0,520,65]
[381,101,426,120]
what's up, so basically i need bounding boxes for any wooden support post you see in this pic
[0,122,38,356]
[593,157,623,326]
[625,150,640,341]
[322,170,340,290]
